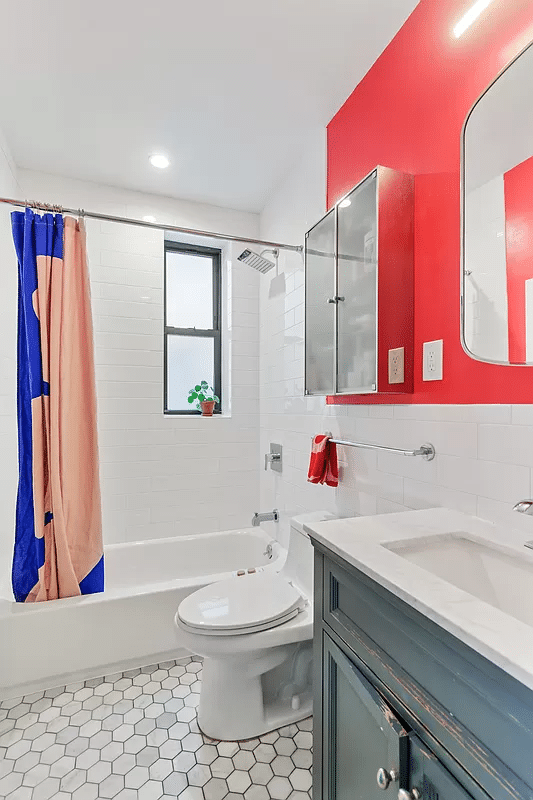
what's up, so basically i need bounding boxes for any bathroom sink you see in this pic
[384,532,533,627]
[304,507,533,691]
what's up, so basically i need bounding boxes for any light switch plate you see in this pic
[388,347,405,384]
[423,339,443,381]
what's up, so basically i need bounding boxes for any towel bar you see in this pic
[322,434,435,461]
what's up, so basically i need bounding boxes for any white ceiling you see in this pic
[0,0,419,213]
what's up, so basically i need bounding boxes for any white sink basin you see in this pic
[305,508,533,691]
[384,532,533,627]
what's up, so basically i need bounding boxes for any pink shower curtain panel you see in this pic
[12,211,103,602]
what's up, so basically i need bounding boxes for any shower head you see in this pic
[237,248,275,274]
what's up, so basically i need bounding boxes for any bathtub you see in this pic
[0,527,284,700]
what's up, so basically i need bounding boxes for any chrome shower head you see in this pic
[237,248,275,274]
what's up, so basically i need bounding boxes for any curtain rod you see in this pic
[0,196,303,254]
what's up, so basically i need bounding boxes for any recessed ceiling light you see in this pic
[143,215,156,223]
[149,154,170,169]
[453,0,494,38]
[339,198,351,208]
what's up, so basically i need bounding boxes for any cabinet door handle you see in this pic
[376,768,398,790]
[398,790,421,800]
[327,296,345,304]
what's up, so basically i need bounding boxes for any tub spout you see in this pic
[252,509,279,526]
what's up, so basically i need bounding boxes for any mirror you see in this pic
[462,40,533,365]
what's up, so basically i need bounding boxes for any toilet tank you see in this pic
[280,511,336,599]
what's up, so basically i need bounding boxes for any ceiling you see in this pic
[0,0,419,213]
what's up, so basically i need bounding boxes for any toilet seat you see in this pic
[177,572,306,636]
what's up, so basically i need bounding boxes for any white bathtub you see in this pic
[0,527,284,699]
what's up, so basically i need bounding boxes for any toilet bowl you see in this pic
[174,511,333,741]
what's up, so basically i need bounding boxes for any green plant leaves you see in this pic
[195,384,201,391]
[198,393,206,402]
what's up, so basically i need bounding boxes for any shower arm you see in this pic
[0,195,303,254]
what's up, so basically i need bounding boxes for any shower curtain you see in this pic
[12,209,103,602]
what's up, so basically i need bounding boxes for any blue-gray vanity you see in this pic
[307,509,533,800]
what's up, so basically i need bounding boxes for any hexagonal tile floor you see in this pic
[0,656,313,800]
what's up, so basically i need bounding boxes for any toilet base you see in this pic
[197,642,313,741]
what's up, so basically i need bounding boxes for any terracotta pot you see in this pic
[200,400,216,416]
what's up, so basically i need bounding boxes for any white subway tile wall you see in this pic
[258,129,533,546]
[88,221,260,545]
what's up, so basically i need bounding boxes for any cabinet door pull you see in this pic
[327,296,345,304]
[376,768,398,790]
[398,790,421,800]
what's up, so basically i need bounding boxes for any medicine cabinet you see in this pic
[304,166,414,396]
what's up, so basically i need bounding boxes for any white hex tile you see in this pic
[272,756,294,777]
[188,764,212,787]
[293,732,312,750]
[32,776,61,800]
[233,749,255,771]
[123,734,146,755]
[159,739,182,760]
[164,771,188,796]
[139,779,165,800]
[31,732,56,752]
[101,741,124,762]
[274,738,296,757]
[250,763,274,785]
[14,751,40,773]
[0,772,24,796]
[178,787,205,800]
[125,765,150,789]
[21,762,50,786]
[39,743,66,764]
[245,785,270,800]
[87,759,112,783]
[217,741,239,758]
[289,770,312,792]
[99,772,126,798]
[49,755,76,778]
[137,746,159,767]
[173,750,196,773]
[73,783,99,800]
[6,785,33,800]
[149,758,173,781]
[6,738,31,760]
[112,753,137,774]
[146,728,168,747]
[292,750,312,770]
[196,744,218,765]
[228,770,252,793]
[59,767,86,793]
[113,724,135,742]
[203,776,229,800]
[268,776,293,800]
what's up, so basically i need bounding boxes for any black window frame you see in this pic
[164,240,222,415]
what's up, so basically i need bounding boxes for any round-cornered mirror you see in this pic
[462,39,533,365]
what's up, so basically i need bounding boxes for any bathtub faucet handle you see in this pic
[263,542,274,558]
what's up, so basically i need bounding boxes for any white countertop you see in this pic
[305,507,533,691]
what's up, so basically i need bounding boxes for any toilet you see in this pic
[174,511,333,741]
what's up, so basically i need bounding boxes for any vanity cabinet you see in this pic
[312,542,533,800]
[304,166,414,396]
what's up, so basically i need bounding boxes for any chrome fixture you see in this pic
[320,433,435,461]
[513,499,533,515]
[263,542,274,559]
[252,509,279,526]
[398,790,421,800]
[376,767,398,790]
[265,443,283,472]
[512,500,533,550]
[237,248,277,274]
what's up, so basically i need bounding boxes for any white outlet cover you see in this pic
[423,339,443,381]
[388,347,404,384]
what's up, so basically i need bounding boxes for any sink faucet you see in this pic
[513,500,533,515]
[512,500,533,550]
[252,509,279,526]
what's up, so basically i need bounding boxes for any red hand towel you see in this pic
[308,434,339,487]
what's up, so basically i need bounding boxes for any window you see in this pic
[164,241,222,414]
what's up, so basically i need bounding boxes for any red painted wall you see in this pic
[326,0,533,404]
[504,155,533,364]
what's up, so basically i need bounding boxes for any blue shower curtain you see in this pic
[12,209,104,602]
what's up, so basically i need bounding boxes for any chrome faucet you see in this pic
[252,509,279,526]
[512,500,533,550]
[513,500,533,515]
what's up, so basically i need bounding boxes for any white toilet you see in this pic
[174,511,333,741]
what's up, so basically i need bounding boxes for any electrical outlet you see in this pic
[388,347,404,384]
[423,339,443,381]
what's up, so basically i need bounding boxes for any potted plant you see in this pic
[188,382,220,416]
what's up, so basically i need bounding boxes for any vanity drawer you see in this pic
[316,547,533,800]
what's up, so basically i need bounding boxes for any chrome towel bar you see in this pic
[322,434,435,461]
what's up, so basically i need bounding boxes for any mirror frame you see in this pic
[460,37,533,367]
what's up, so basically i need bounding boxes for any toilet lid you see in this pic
[177,573,305,635]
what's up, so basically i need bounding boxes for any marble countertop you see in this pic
[305,507,533,691]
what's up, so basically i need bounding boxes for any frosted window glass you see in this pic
[166,251,213,329]
[166,335,214,411]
